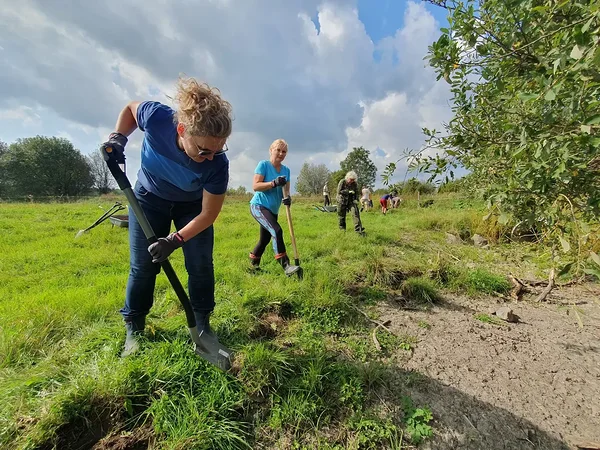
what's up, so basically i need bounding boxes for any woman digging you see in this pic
[101,77,233,357]
[248,139,301,276]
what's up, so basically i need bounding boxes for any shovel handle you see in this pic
[284,204,300,263]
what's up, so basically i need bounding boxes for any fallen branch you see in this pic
[509,275,525,301]
[372,326,382,352]
[346,303,395,334]
[535,268,555,302]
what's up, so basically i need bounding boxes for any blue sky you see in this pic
[0,0,453,190]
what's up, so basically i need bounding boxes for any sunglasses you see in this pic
[192,141,229,157]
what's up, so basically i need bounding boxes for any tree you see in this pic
[340,147,377,189]
[385,0,600,279]
[0,140,8,197]
[4,136,94,197]
[330,169,346,194]
[295,162,331,196]
[227,185,248,196]
[88,150,116,194]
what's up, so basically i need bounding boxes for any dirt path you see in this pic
[377,284,600,450]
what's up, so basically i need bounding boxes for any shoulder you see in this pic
[255,160,270,172]
[137,101,176,131]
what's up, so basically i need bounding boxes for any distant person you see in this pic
[323,182,331,206]
[360,186,371,211]
[336,171,365,235]
[100,77,233,357]
[248,139,301,276]
[380,193,393,215]
[391,192,402,208]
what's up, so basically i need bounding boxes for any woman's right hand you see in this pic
[271,176,287,188]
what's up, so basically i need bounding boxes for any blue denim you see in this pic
[120,181,215,321]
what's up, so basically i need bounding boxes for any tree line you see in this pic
[0,136,115,198]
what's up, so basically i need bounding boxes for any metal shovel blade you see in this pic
[188,327,233,371]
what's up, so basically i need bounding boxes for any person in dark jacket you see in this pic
[336,171,365,235]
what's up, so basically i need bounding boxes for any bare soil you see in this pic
[377,283,600,450]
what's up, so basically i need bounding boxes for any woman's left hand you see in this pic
[148,232,185,263]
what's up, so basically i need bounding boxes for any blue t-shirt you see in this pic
[382,194,393,201]
[249,160,290,215]
[135,101,229,202]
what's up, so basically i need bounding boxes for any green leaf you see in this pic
[591,251,600,267]
[570,44,584,60]
[581,125,592,134]
[585,114,600,125]
[544,89,556,101]
[553,58,561,74]
[498,213,509,225]
[557,262,573,277]
[582,17,594,33]
[518,93,537,101]
[483,211,492,221]
[559,236,571,253]
[583,267,600,280]
[531,5,547,12]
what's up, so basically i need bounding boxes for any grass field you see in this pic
[0,194,556,449]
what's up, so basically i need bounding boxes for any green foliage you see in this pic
[400,277,441,304]
[402,396,433,444]
[391,177,436,195]
[452,269,511,295]
[295,162,331,195]
[226,185,249,196]
[340,147,377,190]
[330,169,346,194]
[388,0,600,272]
[2,136,94,197]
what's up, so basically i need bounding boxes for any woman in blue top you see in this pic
[100,77,233,357]
[248,139,301,276]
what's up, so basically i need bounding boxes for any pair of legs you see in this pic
[380,199,388,214]
[324,194,330,206]
[338,203,365,234]
[249,204,300,275]
[360,198,370,212]
[121,182,215,350]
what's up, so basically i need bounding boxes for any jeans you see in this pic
[120,182,215,321]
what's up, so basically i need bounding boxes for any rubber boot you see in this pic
[249,253,261,270]
[278,254,301,277]
[194,310,216,338]
[122,316,145,357]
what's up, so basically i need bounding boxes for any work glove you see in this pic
[282,196,291,206]
[271,176,287,188]
[100,132,128,164]
[340,189,349,195]
[148,232,185,263]
[348,190,355,195]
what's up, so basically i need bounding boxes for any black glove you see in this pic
[271,176,287,188]
[148,232,185,263]
[282,196,291,206]
[100,132,128,164]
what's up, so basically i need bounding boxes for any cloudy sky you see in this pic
[0,0,453,191]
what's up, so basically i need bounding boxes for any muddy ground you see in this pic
[377,283,600,450]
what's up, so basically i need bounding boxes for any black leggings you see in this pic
[250,204,286,258]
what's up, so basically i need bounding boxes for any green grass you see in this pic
[0,195,557,449]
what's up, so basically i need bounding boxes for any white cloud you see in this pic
[0,0,452,190]
[0,105,41,125]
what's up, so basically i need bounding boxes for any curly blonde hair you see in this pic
[174,76,233,138]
